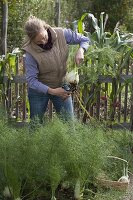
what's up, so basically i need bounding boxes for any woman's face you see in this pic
[33,28,48,45]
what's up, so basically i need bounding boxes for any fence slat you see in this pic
[96,83,100,119]
[104,83,108,120]
[15,56,19,119]
[118,82,122,123]
[124,63,129,122]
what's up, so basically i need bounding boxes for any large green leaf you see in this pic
[120,47,133,70]
[88,13,100,43]
[78,13,88,33]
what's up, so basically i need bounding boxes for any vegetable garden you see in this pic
[0,12,132,129]
[0,1,133,199]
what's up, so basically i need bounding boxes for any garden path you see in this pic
[122,174,133,200]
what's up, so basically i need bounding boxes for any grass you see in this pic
[93,188,125,200]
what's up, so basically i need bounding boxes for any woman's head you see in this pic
[24,16,49,44]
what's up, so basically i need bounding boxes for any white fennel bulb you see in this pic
[3,186,12,197]
[61,181,70,189]
[65,70,79,84]
[74,178,80,199]
[118,175,130,183]
[51,197,56,200]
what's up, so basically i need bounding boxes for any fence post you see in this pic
[1,1,8,55]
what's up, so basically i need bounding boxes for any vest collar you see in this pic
[32,27,57,52]
[24,27,57,52]
[48,26,57,43]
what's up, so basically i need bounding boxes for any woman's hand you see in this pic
[48,87,71,100]
[75,47,84,65]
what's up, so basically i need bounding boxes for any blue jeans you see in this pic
[28,88,74,122]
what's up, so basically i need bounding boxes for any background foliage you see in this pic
[0,0,133,53]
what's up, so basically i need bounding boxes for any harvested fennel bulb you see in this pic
[65,70,79,84]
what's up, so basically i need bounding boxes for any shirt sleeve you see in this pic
[23,52,49,93]
[63,28,90,51]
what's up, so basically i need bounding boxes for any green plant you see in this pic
[78,12,133,81]
[0,111,133,199]
[75,12,133,123]
[0,113,110,199]
[0,107,38,199]
[94,127,133,186]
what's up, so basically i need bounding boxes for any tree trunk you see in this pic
[54,0,60,26]
[1,1,8,55]
[130,64,133,131]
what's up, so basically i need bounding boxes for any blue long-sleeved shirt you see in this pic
[24,28,90,93]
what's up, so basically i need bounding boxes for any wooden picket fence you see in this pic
[0,55,133,130]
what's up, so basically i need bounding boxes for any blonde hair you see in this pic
[24,16,49,40]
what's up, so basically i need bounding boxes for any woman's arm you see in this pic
[24,53,49,93]
[24,53,71,99]
[64,28,90,65]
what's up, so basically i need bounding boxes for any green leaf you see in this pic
[88,13,100,42]
[78,20,83,33]
[8,53,16,69]
[120,47,133,69]
[100,12,105,39]
[78,13,88,33]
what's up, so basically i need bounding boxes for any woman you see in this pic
[23,16,90,122]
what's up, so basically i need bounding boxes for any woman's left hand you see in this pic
[75,47,84,65]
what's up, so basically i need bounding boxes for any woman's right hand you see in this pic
[48,87,71,100]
